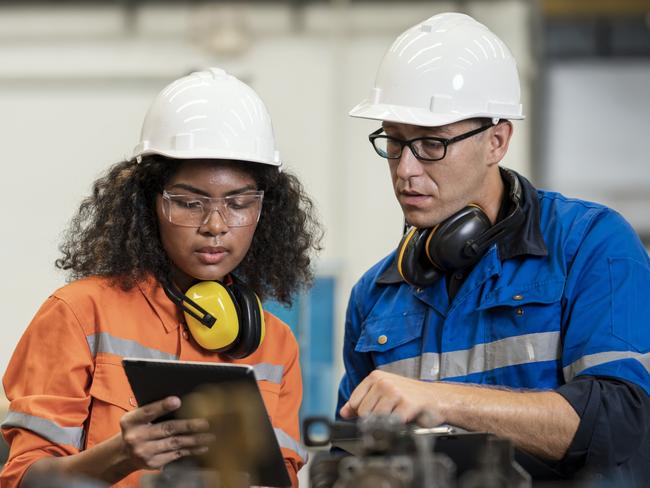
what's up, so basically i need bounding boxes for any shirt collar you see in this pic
[137,276,183,333]
[376,168,548,286]
[137,275,238,332]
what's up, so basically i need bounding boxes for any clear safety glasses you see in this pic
[161,190,264,228]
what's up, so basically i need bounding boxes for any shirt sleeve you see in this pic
[271,326,306,487]
[1,296,94,488]
[336,283,376,419]
[556,376,650,483]
[561,209,650,392]
[556,208,650,481]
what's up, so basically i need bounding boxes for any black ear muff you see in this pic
[425,205,492,272]
[163,279,265,359]
[396,226,443,287]
[225,282,265,359]
[394,169,525,288]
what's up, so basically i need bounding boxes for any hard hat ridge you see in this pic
[349,12,524,127]
[133,68,281,166]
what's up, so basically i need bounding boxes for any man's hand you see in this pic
[340,369,580,461]
[339,370,444,426]
[119,396,216,471]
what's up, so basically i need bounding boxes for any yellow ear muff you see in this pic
[396,226,418,282]
[184,281,240,351]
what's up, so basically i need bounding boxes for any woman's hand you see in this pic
[119,396,215,471]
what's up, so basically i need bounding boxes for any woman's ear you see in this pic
[487,120,514,165]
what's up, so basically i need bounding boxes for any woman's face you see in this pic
[156,160,259,290]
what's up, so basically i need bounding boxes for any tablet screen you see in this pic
[122,357,291,487]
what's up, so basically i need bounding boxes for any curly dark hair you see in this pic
[56,156,323,305]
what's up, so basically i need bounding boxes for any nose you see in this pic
[200,208,229,235]
[394,145,424,181]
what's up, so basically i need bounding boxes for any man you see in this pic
[337,12,650,484]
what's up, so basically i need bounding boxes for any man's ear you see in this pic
[487,120,513,165]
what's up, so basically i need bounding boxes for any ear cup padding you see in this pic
[225,283,265,359]
[397,227,443,287]
[426,206,492,271]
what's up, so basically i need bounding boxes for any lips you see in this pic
[195,246,228,265]
[197,246,227,253]
[399,190,431,207]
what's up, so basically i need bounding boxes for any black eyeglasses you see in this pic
[368,124,493,162]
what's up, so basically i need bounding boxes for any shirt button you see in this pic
[377,335,388,345]
[454,272,463,280]
[129,397,137,408]
[182,330,190,340]
[513,294,524,301]
[516,308,524,316]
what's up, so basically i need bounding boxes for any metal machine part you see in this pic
[303,415,531,488]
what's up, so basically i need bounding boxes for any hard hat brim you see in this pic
[349,100,524,128]
[132,147,281,167]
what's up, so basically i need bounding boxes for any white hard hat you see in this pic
[349,13,524,127]
[133,68,281,166]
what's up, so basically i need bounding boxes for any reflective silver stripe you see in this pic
[378,356,423,378]
[564,350,650,381]
[441,331,561,379]
[87,335,284,383]
[378,331,561,380]
[274,427,308,463]
[1,411,84,449]
[252,363,284,384]
[86,332,177,360]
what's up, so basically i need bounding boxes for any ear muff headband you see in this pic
[464,170,524,257]
[163,283,217,327]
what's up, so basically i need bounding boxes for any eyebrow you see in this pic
[167,183,258,197]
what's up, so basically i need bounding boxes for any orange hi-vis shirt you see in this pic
[1,276,307,487]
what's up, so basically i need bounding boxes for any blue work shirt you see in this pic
[337,171,650,483]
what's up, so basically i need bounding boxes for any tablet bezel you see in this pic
[122,357,291,487]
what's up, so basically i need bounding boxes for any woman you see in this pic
[1,68,322,487]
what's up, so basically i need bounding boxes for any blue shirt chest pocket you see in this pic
[478,279,565,342]
[355,312,426,369]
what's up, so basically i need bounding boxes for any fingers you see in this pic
[121,396,181,428]
[339,402,354,419]
[392,403,423,424]
[341,371,381,418]
[135,438,213,470]
[151,418,211,441]
[369,395,399,417]
[146,446,210,470]
[339,370,441,426]
[120,397,216,471]
[125,429,216,470]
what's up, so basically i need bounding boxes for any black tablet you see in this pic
[122,357,291,487]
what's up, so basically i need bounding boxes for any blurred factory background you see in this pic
[0,0,649,482]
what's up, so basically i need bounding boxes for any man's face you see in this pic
[382,119,493,229]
